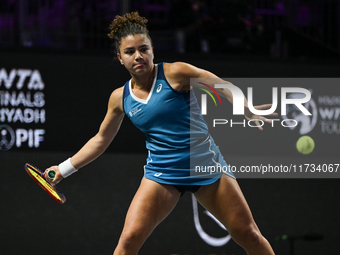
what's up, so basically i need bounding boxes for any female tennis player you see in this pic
[46,12,275,255]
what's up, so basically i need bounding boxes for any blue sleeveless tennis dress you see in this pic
[122,63,234,185]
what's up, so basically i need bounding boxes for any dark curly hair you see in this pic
[108,12,152,54]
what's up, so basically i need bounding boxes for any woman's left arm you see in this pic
[164,62,277,130]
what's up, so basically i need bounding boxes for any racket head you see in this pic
[25,163,66,204]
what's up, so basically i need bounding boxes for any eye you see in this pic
[125,49,135,55]
[140,46,150,53]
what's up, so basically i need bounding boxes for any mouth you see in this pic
[134,63,145,68]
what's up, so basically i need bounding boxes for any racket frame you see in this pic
[25,163,66,204]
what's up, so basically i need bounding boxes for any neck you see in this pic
[131,64,156,90]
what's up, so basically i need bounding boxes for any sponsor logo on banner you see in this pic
[0,124,15,151]
[318,95,340,134]
[0,68,46,151]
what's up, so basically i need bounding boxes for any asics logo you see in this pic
[156,83,162,93]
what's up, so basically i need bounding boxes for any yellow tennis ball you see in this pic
[296,136,315,155]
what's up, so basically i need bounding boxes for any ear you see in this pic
[117,53,124,65]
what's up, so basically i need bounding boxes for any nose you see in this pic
[135,51,143,60]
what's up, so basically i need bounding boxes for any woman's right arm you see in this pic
[46,86,125,183]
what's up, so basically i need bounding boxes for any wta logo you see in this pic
[197,82,223,115]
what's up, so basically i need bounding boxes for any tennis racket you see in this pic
[25,163,66,204]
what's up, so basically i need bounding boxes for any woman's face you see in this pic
[117,34,154,76]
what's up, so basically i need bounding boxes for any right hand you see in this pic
[44,166,63,185]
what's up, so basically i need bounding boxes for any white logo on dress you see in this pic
[129,107,142,117]
[154,172,162,177]
[156,84,162,93]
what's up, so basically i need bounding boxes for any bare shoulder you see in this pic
[164,62,216,90]
[163,62,200,91]
[164,62,200,78]
[108,86,124,113]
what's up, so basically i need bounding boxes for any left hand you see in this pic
[244,104,278,131]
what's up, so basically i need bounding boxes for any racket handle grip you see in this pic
[42,170,56,180]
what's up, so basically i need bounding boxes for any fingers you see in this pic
[254,103,273,110]
[249,116,273,131]
[44,167,62,185]
[44,169,55,183]
[253,104,279,116]
[254,120,264,131]
[246,103,281,130]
